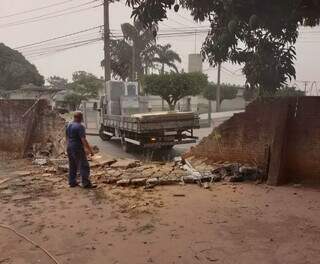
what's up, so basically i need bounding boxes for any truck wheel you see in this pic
[121,141,130,153]
[99,127,111,141]
[162,145,174,151]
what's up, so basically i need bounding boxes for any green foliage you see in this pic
[125,0,320,95]
[101,21,157,81]
[47,75,68,89]
[109,39,132,81]
[150,44,181,74]
[275,86,305,97]
[144,72,208,110]
[243,85,305,102]
[63,71,103,110]
[203,83,239,103]
[101,39,133,81]
[126,1,320,29]
[102,22,180,81]
[67,71,103,99]
[63,92,83,111]
[0,43,44,91]
[243,86,257,102]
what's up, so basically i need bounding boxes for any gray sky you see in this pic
[1,0,320,92]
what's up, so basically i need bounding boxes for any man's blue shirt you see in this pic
[66,122,86,149]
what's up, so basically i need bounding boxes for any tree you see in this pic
[102,21,157,82]
[144,72,208,110]
[63,92,83,111]
[125,0,320,95]
[64,71,103,109]
[151,44,181,74]
[275,86,305,97]
[243,85,305,102]
[121,20,157,81]
[67,71,103,99]
[47,75,68,90]
[0,43,44,91]
[203,83,239,104]
[101,39,132,81]
[243,86,257,102]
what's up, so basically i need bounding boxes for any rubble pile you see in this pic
[0,155,265,205]
[78,157,185,188]
[0,99,67,159]
[30,155,264,189]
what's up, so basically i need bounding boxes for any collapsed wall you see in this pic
[0,99,66,157]
[186,97,320,185]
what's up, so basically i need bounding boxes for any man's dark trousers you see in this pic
[67,146,90,187]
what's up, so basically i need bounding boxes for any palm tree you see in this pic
[101,39,132,81]
[150,44,181,110]
[151,44,181,74]
[101,21,157,82]
[121,21,157,81]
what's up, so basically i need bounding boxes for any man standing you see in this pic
[66,111,95,188]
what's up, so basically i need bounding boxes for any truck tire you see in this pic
[99,127,111,141]
[163,145,174,150]
[121,141,131,153]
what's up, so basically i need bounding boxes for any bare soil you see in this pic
[0,159,320,264]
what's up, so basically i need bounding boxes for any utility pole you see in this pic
[302,81,309,95]
[194,30,197,53]
[216,62,222,112]
[132,42,136,81]
[104,0,111,82]
[208,96,212,127]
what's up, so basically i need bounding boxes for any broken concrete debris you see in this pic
[111,159,141,169]
[27,154,263,190]
[32,158,48,166]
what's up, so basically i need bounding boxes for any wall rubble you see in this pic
[186,97,320,185]
[0,99,66,157]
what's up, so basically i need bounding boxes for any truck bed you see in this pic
[103,111,200,133]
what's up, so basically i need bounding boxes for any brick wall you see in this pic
[0,99,66,156]
[186,97,320,185]
[285,97,320,183]
[0,100,34,153]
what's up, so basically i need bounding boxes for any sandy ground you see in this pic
[0,159,320,264]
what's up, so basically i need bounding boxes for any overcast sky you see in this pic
[1,0,320,92]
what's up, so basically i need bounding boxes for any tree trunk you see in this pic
[168,102,175,111]
[161,64,165,110]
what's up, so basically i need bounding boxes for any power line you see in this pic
[15,25,103,49]
[111,29,209,39]
[25,37,102,57]
[221,66,243,77]
[0,0,77,19]
[23,36,102,55]
[15,25,209,50]
[159,25,210,31]
[26,29,208,53]
[175,13,197,26]
[0,1,102,29]
[15,26,210,59]
[167,16,190,28]
[25,36,102,56]
[0,0,100,28]
[27,39,102,60]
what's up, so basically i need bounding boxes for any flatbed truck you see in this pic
[99,111,200,152]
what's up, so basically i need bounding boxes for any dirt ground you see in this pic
[0,158,320,264]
